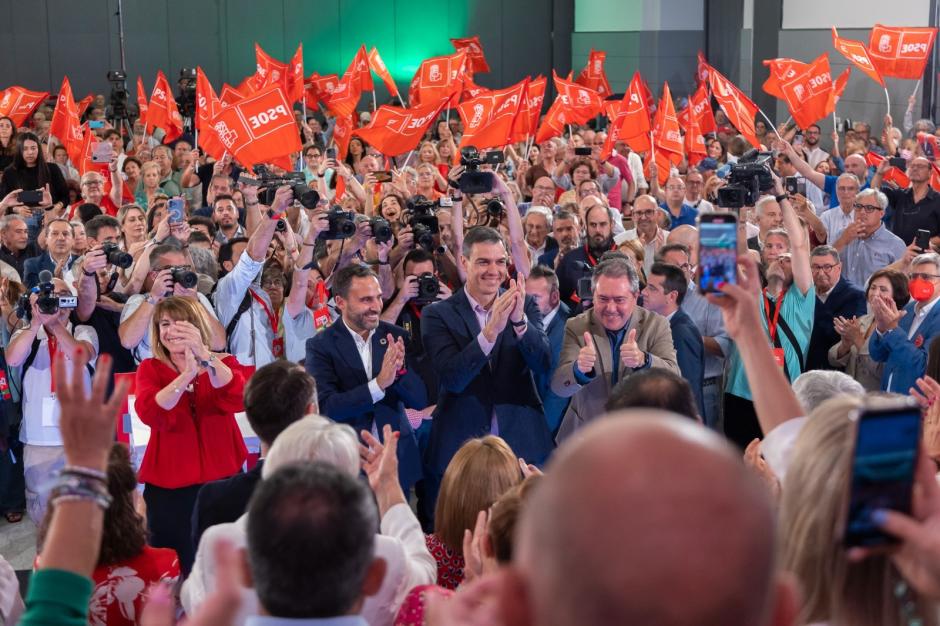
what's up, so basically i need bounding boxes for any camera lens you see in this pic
[275,219,287,232]
[171,267,198,289]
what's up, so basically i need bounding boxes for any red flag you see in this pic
[617,72,652,154]
[77,124,109,177]
[826,68,851,115]
[868,24,938,80]
[686,82,716,135]
[507,77,539,144]
[762,57,809,100]
[458,79,527,149]
[368,47,399,98]
[653,83,683,157]
[136,77,148,122]
[50,77,78,145]
[521,76,547,141]
[286,43,305,103]
[410,51,468,107]
[535,97,568,144]
[327,45,372,118]
[236,75,257,97]
[866,150,910,187]
[450,36,490,74]
[209,85,301,169]
[684,114,708,167]
[332,114,356,161]
[219,84,245,107]
[707,64,760,148]
[253,43,290,92]
[697,51,711,84]
[553,71,603,125]
[930,162,940,193]
[146,71,183,143]
[462,75,491,101]
[304,74,339,110]
[576,49,612,97]
[195,68,226,160]
[352,98,448,157]
[0,87,48,126]
[773,53,834,130]
[832,27,885,87]
[918,131,940,161]
[76,94,93,118]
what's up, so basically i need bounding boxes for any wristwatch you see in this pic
[510,316,527,328]
[775,193,789,203]
[198,353,217,369]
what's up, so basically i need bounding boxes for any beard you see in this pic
[589,233,613,255]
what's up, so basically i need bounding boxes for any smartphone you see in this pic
[889,156,908,170]
[916,229,931,251]
[843,399,922,548]
[17,190,42,206]
[88,120,105,129]
[91,141,113,163]
[697,213,738,294]
[167,197,185,224]
[784,176,806,197]
[373,170,393,183]
[576,276,593,302]
[574,146,592,156]
[792,133,804,147]
[326,147,337,160]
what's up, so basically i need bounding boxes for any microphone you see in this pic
[38,270,53,284]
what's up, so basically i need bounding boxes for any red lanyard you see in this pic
[584,244,599,266]
[763,289,785,344]
[250,289,279,334]
[47,334,58,393]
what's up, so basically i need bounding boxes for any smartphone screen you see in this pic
[88,120,105,129]
[843,403,921,548]
[373,170,392,183]
[697,214,737,293]
[889,156,908,170]
[91,141,114,163]
[916,229,931,251]
[326,147,337,160]
[167,198,185,224]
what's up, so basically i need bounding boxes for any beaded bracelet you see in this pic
[61,465,107,482]
[49,474,112,510]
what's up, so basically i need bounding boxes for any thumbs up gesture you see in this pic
[620,328,645,369]
[576,331,596,375]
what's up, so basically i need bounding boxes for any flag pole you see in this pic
[757,108,783,142]
[911,78,923,106]
[397,94,407,108]
[884,86,892,116]
[299,98,308,173]
[194,127,198,152]
[371,89,377,112]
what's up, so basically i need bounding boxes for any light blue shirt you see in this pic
[246,617,368,626]
[841,225,907,290]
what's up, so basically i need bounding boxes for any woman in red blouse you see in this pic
[135,296,247,573]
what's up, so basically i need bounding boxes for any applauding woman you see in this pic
[134,296,247,573]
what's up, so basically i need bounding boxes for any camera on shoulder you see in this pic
[458,145,504,194]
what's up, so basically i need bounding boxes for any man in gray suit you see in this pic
[552,254,679,442]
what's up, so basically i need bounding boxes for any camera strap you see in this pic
[224,291,254,351]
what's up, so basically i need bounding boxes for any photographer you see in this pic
[6,276,97,523]
[212,185,291,367]
[118,242,225,363]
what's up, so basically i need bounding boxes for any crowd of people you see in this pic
[0,69,939,625]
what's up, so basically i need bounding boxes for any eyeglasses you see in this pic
[911,272,940,281]
[837,186,859,192]
[633,209,657,217]
[664,185,685,191]
[852,203,882,213]
[811,263,839,272]
[533,185,555,192]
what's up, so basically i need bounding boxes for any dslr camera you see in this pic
[369,217,393,244]
[239,166,321,210]
[319,206,358,240]
[100,242,133,269]
[716,149,776,209]
[458,145,505,194]
[414,272,440,304]
[407,196,440,251]
[168,265,198,289]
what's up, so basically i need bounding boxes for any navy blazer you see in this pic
[669,309,705,418]
[534,301,571,434]
[806,277,867,371]
[306,320,425,489]
[191,460,263,551]
[870,298,940,394]
[535,236,560,268]
[421,289,554,480]
[23,253,77,289]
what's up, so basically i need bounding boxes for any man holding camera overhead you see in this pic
[5,274,97,523]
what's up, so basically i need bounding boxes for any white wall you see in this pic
[782,0,929,30]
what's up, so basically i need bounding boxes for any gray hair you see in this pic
[912,251,940,273]
[526,205,554,228]
[792,370,864,412]
[188,245,219,281]
[262,415,361,480]
[755,195,779,216]
[855,188,888,211]
[836,172,861,188]
[810,245,840,264]
[0,214,25,231]
[592,255,640,294]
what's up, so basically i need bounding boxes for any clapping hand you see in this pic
[871,294,906,334]
[359,424,406,514]
[481,286,518,343]
[376,334,405,390]
[834,315,864,349]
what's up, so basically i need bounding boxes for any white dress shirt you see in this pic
[342,318,385,403]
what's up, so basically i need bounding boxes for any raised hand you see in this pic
[620,328,645,369]
[577,331,596,375]
[482,287,517,343]
[508,278,525,325]
[376,333,402,390]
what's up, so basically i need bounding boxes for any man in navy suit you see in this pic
[805,245,867,371]
[870,252,940,393]
[421,226,553,519]
[306,264,425,490]
[23,218,76,289]
[525,265,571,434]
[642,262,705,418]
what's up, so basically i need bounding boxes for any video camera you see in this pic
[106,69,129,120]
[177,67,197,123]
[407,196,440,251]
[716,149,776,209]
[16,270,78,322]
[458,145,504,194]
[318,206,358,240]
[239,167,321,210]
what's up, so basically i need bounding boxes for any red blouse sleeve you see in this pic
[134,358,185,431]
[208,355,247,414]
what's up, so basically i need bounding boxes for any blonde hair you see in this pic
[434,436,521,554]
[117,203,145,226]
[140,161,161,180]
[149,296,213,362]
[779,396,937,626]
[262,415,360,479]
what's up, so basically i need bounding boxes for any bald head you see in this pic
[514,414,785,626]
[667,224,697,249]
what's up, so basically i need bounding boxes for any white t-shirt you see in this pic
[19,324,99,446]
[120,292,219,363]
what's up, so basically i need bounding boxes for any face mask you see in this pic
[910,277,935,302]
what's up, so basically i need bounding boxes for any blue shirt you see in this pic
[660,202,699,228]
